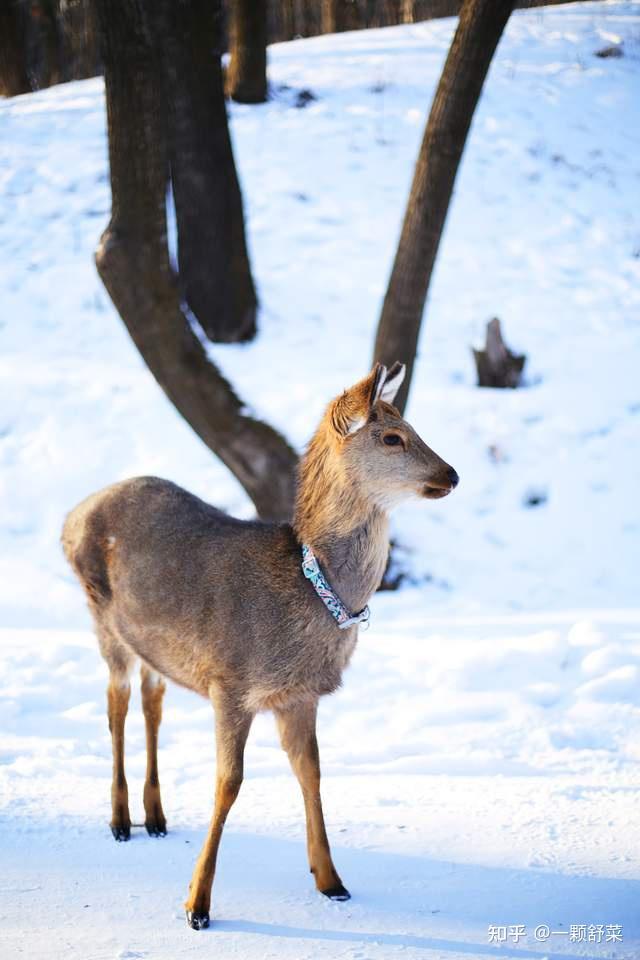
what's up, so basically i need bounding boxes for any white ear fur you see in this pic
[380,363,406,404]
[337,364,388,437]
[371,364,387,406]
[346,415,367,435]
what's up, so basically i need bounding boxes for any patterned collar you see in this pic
[301,544,370,630]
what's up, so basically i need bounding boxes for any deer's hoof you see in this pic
[186,910,210,930]
[111,824,131,842]
[145,821,167,838]
[321,883,351,901]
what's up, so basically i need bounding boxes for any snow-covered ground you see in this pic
[1,614,639,959]
[1,2,639,958]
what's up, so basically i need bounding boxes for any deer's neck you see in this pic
[294,438,390,614]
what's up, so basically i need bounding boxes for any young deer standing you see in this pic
[62,362,458,929]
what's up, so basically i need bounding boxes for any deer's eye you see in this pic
[383,433,403,447]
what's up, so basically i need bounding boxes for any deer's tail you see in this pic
[62,501,113,606]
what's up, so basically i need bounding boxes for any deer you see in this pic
[61,361,458,930]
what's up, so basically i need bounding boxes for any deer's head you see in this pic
[327,362,459,508]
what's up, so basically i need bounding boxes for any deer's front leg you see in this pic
[185,690,253,930]
[275,699,350,901]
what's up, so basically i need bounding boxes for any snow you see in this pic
[1,614,639,957]
[0,2,639,958]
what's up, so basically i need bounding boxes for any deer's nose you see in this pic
[447,467,459,489]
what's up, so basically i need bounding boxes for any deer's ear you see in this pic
[330,363,387,437]
[380,361,406,404]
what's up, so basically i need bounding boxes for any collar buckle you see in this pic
[338,606,370,630]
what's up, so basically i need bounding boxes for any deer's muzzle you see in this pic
[422,466,459,499]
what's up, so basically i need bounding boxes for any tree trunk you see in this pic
[321,0,362,33]
[227,0,268,104]
[373,0,515,412]
[93,0,297,521]
[162,0,258,342]
[321,1,338,33]
[276,0,297,40]
[63,0,101,84]
[39,0,63,89]
[0,1,31,96]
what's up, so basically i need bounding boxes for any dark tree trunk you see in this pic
[321,0,361,33]
[0,1,31,96]
[63,0,101,86]
[373,0,515,412]
[93,0,297,521]
[39,0,63,88]
[227,0,268,104]
[162,0,257,342]
[276,0,297,40]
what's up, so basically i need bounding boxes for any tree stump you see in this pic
[472,318,526,388]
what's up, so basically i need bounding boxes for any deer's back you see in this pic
[63,477,356,706]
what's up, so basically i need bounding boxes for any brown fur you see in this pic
[141,665,167,836]
[61,363,457,927]
[107,680,131,840]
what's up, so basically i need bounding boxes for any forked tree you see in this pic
[93,0,297,521]
[374,0,515,412]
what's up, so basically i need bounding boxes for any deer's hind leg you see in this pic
[141,664,167,837]
[274,699,349,901]
[97,625,135,841]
